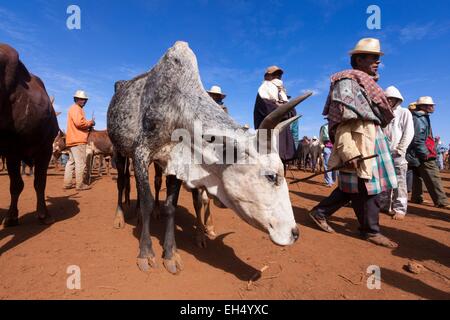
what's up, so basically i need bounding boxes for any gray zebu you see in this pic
[107,42,311,273]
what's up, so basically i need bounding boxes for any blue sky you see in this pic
[1,0,450,144]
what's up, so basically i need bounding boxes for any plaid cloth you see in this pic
[339,127,398,195]
[323,69,394,139]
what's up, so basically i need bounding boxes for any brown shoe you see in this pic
[365,234,398,248]
[63,185,75,190]
[76,184,91,191]
[309,211,335,233]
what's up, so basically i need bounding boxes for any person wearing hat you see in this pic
[378,86,414,220]
[63,90,95,191]
[309,38,399,248]
[254,66,297,172]
[406,97,449,209]
[319,117,337,187]
[207,85,229,114]
[435,136,447,171]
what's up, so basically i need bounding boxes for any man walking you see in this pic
[309,38,398,248]
[63,90,95,191]
[320,119,336,187]
[379,86,414,220]
[435,137,447,171]
[406,97,450,209]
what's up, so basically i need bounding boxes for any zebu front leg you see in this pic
[162,175,184,274]
[133,152,158,272]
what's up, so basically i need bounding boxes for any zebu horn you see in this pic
[259,92,313,130]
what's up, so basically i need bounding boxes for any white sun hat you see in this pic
[349,38,384,56]
[385,86,404,102]
[416,96,435,106]
[207,86,226,98]
[74,90,89,100]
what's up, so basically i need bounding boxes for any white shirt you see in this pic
[383,105,414,165]
[258,79,289,103]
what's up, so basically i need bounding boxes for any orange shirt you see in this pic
[66,104,92,147]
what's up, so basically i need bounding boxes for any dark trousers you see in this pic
[411,160,449,206]
[406,167,414,193]
[314,179,381,235]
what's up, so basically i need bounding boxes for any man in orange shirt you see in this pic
[63,90,95,191]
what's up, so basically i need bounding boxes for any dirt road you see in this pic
[1,167,449,299]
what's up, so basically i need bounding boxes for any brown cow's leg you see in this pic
[34,150,54,225]
[4,156,23,227]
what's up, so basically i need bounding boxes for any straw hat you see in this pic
[408,102,417,111]
[416,96,435,106]
[265,65,284,75]
[385,86,404,102]
[74,90,89,100]
[207,86,226,98]
[349,38,384,56]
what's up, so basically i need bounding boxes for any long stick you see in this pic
[290,154,379,184]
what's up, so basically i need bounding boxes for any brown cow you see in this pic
[86,130,114,183]
[0,43,59,226]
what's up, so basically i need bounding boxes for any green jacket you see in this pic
[406,111,433,167]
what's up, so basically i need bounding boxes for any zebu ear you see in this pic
[114,80,127,93]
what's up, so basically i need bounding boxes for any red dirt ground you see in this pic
[0,166,449,300]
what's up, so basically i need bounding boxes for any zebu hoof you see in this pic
[206,226,217,238]
[4,217,19,227]
[136,256,158,272]
[195,229,207,248]
[113,208,125,229]
[38,214,55,225]
[163,251,183,275]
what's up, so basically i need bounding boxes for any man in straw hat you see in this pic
[309,38,399,248]
[378,86,414,220]
[207,85,229,114]
[254,66,297,172]
[63,90,95,191]
[406,96,450,209]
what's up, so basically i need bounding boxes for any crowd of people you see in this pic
[252,37,449,249]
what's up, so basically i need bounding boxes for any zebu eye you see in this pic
[266,174,277,184]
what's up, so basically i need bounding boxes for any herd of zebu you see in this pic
[0,41,313,274]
